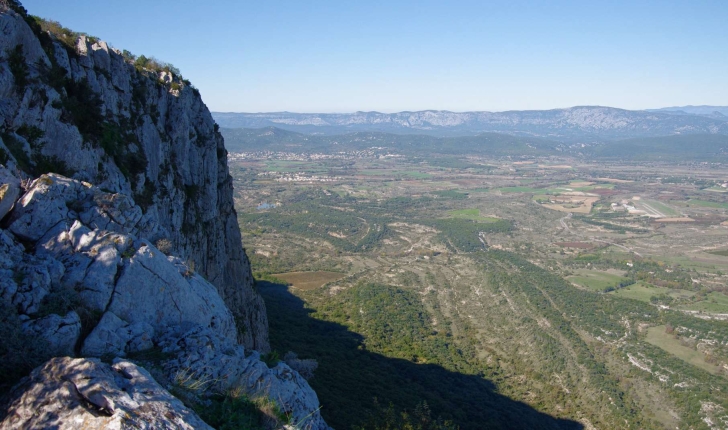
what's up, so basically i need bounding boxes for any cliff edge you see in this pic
[0,2,267,350]
[0,2,330,428]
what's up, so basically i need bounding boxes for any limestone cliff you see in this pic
[0,2,331,429]
[0,3,267,350]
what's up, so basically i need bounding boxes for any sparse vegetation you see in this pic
[0,299,48,393]
[7,44,28,93]
[232,143,728,429]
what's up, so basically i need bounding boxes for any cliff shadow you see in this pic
[257,281,583,430]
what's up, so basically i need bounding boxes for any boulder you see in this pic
[109,243,238,344]
[0,357,213,429]
[21,311,81,356]
[82,311,154,358]
[7,174,85,241]
[159,325,331,430]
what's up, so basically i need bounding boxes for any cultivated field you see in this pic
[230,150,728,429]
[272,271,346,290]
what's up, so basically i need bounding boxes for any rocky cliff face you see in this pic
[0,3,330,429]
[0,5,267,350]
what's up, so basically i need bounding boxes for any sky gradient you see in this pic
[21,0,728,113]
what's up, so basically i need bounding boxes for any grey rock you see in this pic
[82,311,155,358]
[81,311,128,357]
[21,311,81,356]
[159,325,331,430]
[110,243,238,344]
[78,242,120,312]
[284,351,319,381]
[0,8,269,350]
[7,174,81,241]
[12,256,53,315]
[0,357,213,429]
[0,9,49,73]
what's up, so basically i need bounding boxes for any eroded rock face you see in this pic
[0,171,331,429]
[158,324,332,430]
[2,173,238,355]
[81,311,154,358]
[21,311,81,357]
[0,6,268,351]
[0,6,331,429]
[0,357,213,430]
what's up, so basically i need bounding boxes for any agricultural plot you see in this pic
[540,195,600,213]
[677,292,728,313]
[568,269,629,292]
[645,326,721,376]
[272,271,346,290]
[608,282,674,302]
[448,209,500,222]
[682,199,728,210]
[231,152,728,429]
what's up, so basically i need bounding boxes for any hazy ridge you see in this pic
[214,106,728,141]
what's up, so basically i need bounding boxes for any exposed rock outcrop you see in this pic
[2,173,237,355]
[0,3,331,429]
[1,357,214,429]
[0,173,331,429]
[159,324,331,430]
[0,5,267,351]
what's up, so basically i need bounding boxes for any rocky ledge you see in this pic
[0,169,331,429]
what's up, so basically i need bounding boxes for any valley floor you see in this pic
[232,154,728,429]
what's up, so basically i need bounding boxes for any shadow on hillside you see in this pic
[257,281,583,430]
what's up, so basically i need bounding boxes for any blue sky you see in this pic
[21,0,728,113]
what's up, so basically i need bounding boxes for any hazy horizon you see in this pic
[212,104,728,115]
[22,0,728,113]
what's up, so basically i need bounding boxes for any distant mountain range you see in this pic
[220,126,728,162]
[646,105,728,120]
[213,106,728,141]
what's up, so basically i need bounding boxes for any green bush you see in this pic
[33,18,82,54]
[261,350,281,367]
[60,78,104,142]
[134,180,156,210]
[8,44,28,93]
[354,400,458,430]
[0,147,8,165]
[0,299,48,395]
[0,132,31,171]
[16,124,44,149]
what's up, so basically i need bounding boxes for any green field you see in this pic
[568,270,629,291]
[682,199,728,209]
[396,171,432,179]
[609,282,676,302]
[646,325,721,376]
[358,169,389,176]
[449,209,499,222]
[358,169,432,179]
[658,255,728,271]
[265,160,328,173]
[678,292,728,313]
[571,184,616,191]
